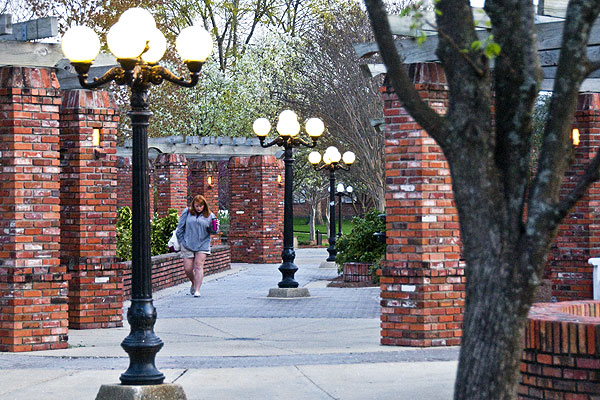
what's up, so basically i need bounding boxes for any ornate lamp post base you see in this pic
[96,383,186,400]
[319,261,337,269]
[267,287,310,298]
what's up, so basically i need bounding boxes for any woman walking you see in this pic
[176,195,219,297]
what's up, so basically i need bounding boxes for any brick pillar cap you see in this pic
[249,155,282,168]
[0,66,60,89]
[189,160,219,171]
[577,93,600,111]
[61,89,118,110]
[228,156,252,168]
[154,153,189,166]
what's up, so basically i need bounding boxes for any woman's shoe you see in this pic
[193,291,201,297]
[190,285,194,295]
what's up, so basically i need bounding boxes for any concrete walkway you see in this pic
[0,248,458,400]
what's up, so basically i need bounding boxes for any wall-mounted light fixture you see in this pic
[572,128,580,146]
[92,128,101,147]
[277,174,283,186]
[207,176,213,187]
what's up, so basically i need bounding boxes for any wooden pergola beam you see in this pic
[354,20,600,60]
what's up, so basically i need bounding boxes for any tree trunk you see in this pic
[448,151,539,400]
[315,200,323,225]
[454,258,529,399]
[376,186,385,212]
[308,205,316,242]
[324,202,330,237]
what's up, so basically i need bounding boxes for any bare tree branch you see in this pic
[554,149,600,225]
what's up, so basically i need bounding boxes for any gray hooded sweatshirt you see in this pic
[176,207,217,252]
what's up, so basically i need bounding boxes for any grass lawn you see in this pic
[293,216,353,246]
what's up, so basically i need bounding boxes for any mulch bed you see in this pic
[327,275,379,288]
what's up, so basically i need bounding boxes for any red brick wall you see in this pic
[228,155,284,263]
[0,66,68,351]
[545,93,600,301]
[343,262,372,282]
[116,156,132,209]
[117,156,155,216]
[121,245,230,298]
[380,63,464,347]
[154,153,188,217]
[59,89,123,330]
[188,160,219,212]
[520,301,600,399]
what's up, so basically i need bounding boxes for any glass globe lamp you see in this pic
[305,118,325,138]
[119,7,156,40]
[61,26,101,63]
[141,29,167,64]
[107,22,147,60]
[176,25,214,62]
[308,151,321,165]
[329,148,342,163]
[277,111,300,137]
[342,151,356,165]
[253,118,271,137]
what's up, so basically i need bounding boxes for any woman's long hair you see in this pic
[189,194,211,218]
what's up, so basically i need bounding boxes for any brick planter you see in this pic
[343,262,373,282]
[520,301,600,399]
[120,245,230,299]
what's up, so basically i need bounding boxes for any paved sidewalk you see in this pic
[0,248,458,399]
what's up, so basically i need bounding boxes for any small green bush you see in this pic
[116,207,180,261]
[116,206,132,261]
[151,209,179,257]
[335,209,386,273]
[217,209,230,236]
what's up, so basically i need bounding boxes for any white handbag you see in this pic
[168,229,180,251]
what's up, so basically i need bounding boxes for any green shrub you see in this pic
[335,209,386,273]
[217,209,230,236]
[151,209,179,257]
[116,206,132,261]
[116,207,180,261]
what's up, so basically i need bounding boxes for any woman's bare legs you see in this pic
[192,252,207,295]
[183,257,195,293]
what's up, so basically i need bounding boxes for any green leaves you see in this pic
[116,207,180,261]
[335,209,386,267]
[484,41,501,59]
[116,206,132,261]
[150,209,180,257]
[470,35,501,59]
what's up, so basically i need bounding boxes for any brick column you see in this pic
[380,63,464,347]
[188,160,219,212]
[60,89,123,329]
[0,67,68,351]
[116,156,132,209]
[228,155,283,263]
[154,153,188,217]
[545,93,600,301]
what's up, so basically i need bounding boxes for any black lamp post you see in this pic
[253,112,325,288]
[336,183,353,238]
[61,8,213,385]
[308,147,355,262]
